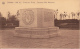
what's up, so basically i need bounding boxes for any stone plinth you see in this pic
[15,8,59,38]
[15,27,59,38]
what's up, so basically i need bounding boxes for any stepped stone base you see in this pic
[14,27,59,38]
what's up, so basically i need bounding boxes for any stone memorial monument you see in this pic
[15,8,59,38]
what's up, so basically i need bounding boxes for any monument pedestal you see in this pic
[14,8,59,38]
[15,27,59,38]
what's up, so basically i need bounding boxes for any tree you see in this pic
[16,10,20,16]
[60,13,63,20]
[7,15,17,21]
[71,12,75,19]
[7,11,11,18]
[7,12,19,27]
[77,12,80,16]
[54,9,58,19]
[76,12,80,20]
[63,12,68,20]
[7,12,18,22]
[0,12,2,28]
[0,12,6,28]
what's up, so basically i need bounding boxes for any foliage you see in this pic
[0,12,6,28]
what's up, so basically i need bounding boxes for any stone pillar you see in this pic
[15,8,59,38]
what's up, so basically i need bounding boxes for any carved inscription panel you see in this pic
[22,10,34,25]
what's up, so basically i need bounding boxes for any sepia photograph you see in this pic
[0,0,80,48]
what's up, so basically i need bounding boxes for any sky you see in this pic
[0,0,80,18]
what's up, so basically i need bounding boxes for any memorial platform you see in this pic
[15,27,59,38]
[15,8,59,38]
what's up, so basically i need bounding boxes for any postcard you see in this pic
[0,0,80,48]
